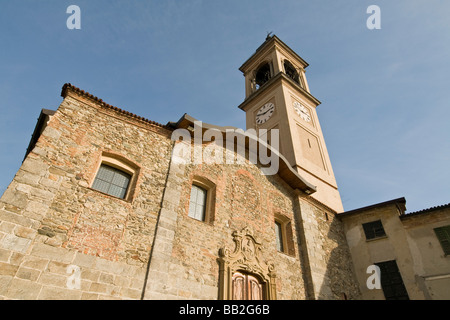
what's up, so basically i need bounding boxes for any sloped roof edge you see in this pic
[172,113,317,194]
[339,197,407,218]
[401,202,450,219]
[61,83,169,129]
[59,84,316,194]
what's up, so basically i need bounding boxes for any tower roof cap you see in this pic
[239,34,309,73]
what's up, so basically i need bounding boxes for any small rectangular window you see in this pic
[92,164,131,199]
[274,218,295,256]
[188,185,207,221]
[434,225,450,255]
[362,220,386,240]
[275,221,284,252]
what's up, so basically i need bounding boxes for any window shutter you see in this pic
[362,220,386,240]
[375,260,409,300]
[434,226,450,255]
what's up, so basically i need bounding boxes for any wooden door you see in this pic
[232,271,264,300]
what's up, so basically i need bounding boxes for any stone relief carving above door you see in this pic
[218,227,277,300]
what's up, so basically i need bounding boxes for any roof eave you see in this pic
[338,197,407,218]
[172,114,317,194]
[61,83,170,129]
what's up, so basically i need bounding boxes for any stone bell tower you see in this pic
[237,35,343,213]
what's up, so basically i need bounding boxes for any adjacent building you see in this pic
[341,198,450,300]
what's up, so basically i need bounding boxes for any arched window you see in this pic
[254,63,272,89]
[92,164,131,199]
[283,60,300,85]
[90,152,140,201]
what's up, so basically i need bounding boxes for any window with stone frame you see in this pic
[90,152,140,201]
[188,185,207,221]
[92,164,131,199]
[187,177,216,224]
[274,215,295,256]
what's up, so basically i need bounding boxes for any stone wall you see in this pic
[143,150,309,299]
[0,86,361,300]
[143,141,361,300]
[0,89,173,299]
[296,197,361,300]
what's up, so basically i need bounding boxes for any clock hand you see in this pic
[257,108,273,116]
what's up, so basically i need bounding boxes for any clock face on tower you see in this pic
[293,101,311,122]
[255,102,275,125]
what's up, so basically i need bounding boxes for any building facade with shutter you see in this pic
[0,35,448,300]
[340,198,450,300]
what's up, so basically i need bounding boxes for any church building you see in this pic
[0,35,448,300]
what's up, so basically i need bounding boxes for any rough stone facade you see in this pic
[297,198,361,299]
[145,157,307,300]
[0,89,172,299]
[0,84,361,300]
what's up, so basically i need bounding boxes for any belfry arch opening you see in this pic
[254,62,272,89]
[283,60,300,85]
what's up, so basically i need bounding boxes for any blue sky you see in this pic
[0,0,449,213]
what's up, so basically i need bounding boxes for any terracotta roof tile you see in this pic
[402,202,450,218]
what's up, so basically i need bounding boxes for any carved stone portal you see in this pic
[218,227,277,300]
